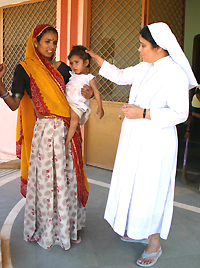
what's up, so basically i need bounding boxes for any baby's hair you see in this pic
[68,45,91,67]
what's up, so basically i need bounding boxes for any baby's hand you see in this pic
[96,107,104,119]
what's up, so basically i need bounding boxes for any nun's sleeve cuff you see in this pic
[150,107,188,128]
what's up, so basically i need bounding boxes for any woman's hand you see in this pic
[81,84,94,99]
[184,131,190,141]
[0,63,6,79]
[85,49,104,67]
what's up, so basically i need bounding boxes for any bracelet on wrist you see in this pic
[143,108,146,118]
[186,129,190,132]
[1,91,10,99]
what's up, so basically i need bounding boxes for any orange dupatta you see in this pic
[16,24,89,207]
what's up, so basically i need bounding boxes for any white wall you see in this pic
[0,100,17,155]
[184,0,200,65]
[0,0,29,157]
[0,0,29,7]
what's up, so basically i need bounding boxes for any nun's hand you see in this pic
[121,104,143,119]
[85,49,104,67]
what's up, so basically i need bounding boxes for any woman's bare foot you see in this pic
[71,235,81,244]
[137,233,161,266]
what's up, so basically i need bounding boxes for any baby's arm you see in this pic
[65,109,79,156]
[89,78,104,119]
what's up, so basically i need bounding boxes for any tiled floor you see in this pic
[0,125,200,268]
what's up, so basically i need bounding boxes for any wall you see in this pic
[0,0,31,7]
[0,101,17,155]
[184,0,200,65]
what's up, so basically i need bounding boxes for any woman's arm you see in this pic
[184,113,192,140]
[0,63,21,110]
[192,111,200,119]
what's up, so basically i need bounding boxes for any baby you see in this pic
[65,45,104,155]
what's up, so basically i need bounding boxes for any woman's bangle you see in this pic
[186,129,190,132]
[143,108,146,118]
[1,91,10,99]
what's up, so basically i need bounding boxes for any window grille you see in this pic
[148,0,185,48]
[90,0,143,102]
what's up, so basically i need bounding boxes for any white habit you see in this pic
[101,57,189,240]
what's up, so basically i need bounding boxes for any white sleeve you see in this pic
[150,72,189,128]
[88,73,95,81]
[99,60,139,85]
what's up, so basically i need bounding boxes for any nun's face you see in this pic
[138,35,159,63]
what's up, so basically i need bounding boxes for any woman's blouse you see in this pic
[11,62,71,99]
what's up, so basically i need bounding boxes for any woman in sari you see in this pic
[0,24,93,250]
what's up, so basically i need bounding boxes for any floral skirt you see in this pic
[24,118,86,250]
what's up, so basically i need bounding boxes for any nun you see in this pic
[87,22,197,267]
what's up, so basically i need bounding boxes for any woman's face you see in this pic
[35,31,58,61]
[138,35,159,63]
[196,93,200,102]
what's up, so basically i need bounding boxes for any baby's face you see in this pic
[69,55,88,75]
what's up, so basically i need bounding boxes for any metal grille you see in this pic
[90,0,143,102]
[3,0,57,91]
[148,0,185,48]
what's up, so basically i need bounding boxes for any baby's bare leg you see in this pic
[65,109,79,156]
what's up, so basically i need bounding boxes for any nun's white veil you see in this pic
[148,22,197,89]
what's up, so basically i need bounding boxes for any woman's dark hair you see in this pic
[140,26,158,48]
[36,27,58,42]
[68,45,91,67]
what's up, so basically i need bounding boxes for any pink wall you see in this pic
[0,100,17,155]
